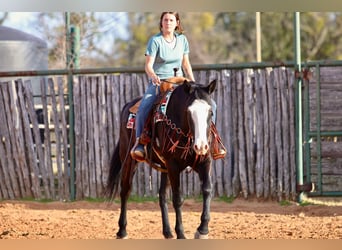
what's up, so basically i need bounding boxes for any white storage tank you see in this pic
[0,25,48,103]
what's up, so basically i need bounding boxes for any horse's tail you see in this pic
[105,141,122,199]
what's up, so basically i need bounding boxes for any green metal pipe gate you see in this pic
[302,61,342,197]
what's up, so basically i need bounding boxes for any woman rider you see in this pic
[131,12,226,161]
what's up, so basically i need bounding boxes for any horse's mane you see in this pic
[163,81,213,138]
[175,81,212,105]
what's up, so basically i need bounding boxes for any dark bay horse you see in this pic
[106,79,216,239]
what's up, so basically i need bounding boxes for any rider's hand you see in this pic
[152,75,161,86]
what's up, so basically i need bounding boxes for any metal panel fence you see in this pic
[0,65,298,201]
[304,65,342,196]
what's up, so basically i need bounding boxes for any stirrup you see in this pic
[210,123,227,160]
[212,148,226,160]
[130,138,146,162]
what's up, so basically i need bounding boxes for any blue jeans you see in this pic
[135,81,159,138]
[211,99,217,124]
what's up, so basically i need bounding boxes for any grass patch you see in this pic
[20,197,54,203]
[215,196,235,203]
[299,201,314,206]
[83,197,107,203]
[39,198,55,203]
[279,200,292,206]
[127,195,159,203]
[191,195,203,203]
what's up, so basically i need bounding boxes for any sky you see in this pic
[2,12,39,34]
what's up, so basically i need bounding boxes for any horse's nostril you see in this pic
[194,144,209,152]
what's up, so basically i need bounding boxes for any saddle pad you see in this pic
[155,91,172,123]
[126,113,136,129]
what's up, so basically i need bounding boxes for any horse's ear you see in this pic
[206,79,217,94]
[183,80,193,93]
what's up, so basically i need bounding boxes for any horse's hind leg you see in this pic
[117,188,129,239]
[159,172,173,239]
[116,160,137,239]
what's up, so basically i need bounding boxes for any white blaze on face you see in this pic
[188,99,211,155]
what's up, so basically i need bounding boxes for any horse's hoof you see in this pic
[163,232,174,239]
[116,235,129,239]
[194,230,209,239]
[116,232,129,239]
[177,236,186,239]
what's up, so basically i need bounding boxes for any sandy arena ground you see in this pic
[0,198,341,239]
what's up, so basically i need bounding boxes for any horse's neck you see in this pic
[166,89,186,118]
[166,91,189,131]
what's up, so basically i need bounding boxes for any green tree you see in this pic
[260,12,294,62]
[111,12,159,67]
[259,12,342,62]
[182,12,223,64]
[216,12,256,63]
[32,12,128,68]
[300,12,342,60]
[11,12,342,69]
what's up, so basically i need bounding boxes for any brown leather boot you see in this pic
[210,123,227,160]
[130,137,146,162]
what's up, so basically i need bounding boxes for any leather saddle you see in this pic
[128,76,189,114]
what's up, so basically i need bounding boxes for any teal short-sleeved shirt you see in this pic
[145,32,190,79]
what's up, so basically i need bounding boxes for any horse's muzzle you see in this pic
[193,141,209,155]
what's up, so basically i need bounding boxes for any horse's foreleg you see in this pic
[195,166,212,239]
[168,169,185,239]
[159,172,173,239]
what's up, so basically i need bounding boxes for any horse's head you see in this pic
[184,79,216,156]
